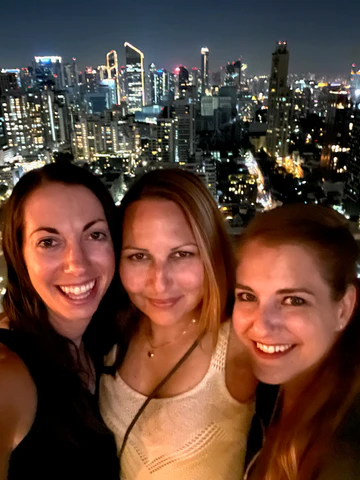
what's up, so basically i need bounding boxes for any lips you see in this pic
[58,280,96,301]
[147,297,180,308]
[252,340,296,358]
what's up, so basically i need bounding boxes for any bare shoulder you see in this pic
[0,315,10,329]
[225,322,258,403]
[0,342,37,453]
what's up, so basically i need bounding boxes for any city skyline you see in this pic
[1,0,359,76]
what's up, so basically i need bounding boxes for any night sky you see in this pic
[1,0,359,76]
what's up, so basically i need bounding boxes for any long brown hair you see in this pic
[112,168,235,368]
[2,163,121,437]
[237,204,360,480]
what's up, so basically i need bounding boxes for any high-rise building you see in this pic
[201,47,210,95]
[178,66,189,97]
[147,63,157,105]
[173,97,196,162]
[345,101,360,216]
[1,90,57,155]
[156,118,175,162]
[83,67,99,93]
[124,42,145,112]
[350,64,360,102]
[106,50,121,104]
[320,88,351,177]
[0,71,19,95]
[33,56,64,90]
[266,41,292,158]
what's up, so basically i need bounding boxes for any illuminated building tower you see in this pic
[350,64,360,102]
[1,90,56,155]
[147,63,157,105]
[266,41,292,158]
[178,66,189,97]
[320,88,351,178]
[344,100,360,216]
[173,97,196,162]
[106,50,121,104]
[124,42,145,112]
[33,56,64,90]
[0,71,19,95]
[156,118,175,162]
[224,60,242,91]
[200,47,209,95]
[84,67,99,93]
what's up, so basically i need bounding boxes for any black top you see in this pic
[0,329,120,480]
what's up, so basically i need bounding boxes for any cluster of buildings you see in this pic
[0,41,359,219]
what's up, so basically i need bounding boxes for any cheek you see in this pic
[232,304,250,338]
[119,263,147,294]
[175,259,204,286]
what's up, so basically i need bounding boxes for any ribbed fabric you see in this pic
[100,322,254,480]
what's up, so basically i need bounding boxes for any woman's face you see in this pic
[22,183,115,342]
[233,240,354,386]
[120,198,205,327]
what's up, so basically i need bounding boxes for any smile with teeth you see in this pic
[58,280,95,300]
[256,342,293,354]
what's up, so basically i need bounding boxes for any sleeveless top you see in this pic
[0,329,120,480]
[100,321,255,480]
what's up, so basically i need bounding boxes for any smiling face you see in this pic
[22,182,115,343]
[120,198,205,327]
[233,240,353,386]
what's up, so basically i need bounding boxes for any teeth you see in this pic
[59,280,95,296]
[256,342,293,354]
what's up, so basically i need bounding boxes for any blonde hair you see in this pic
[115,168,235,359]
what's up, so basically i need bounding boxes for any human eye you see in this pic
[128,252,149,261]
[171,251,194,259]
[89,231,107,241]
[283,296,306,307]
[37,238,58,249]
[236,292,257,302]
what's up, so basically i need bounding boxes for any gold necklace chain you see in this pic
[146,318,197,358]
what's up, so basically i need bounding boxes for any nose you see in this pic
[62,242,89,276]
[149,261,171,293]
[251,302,282,337]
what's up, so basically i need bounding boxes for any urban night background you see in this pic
[0,0,360,299]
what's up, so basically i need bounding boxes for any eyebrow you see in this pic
[235,284,315,296]
[29,219,107,237]
[122,242,198,252]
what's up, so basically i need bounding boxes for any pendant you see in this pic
[148,351,154,358]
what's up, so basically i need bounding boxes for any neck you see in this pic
[145,314,199,346]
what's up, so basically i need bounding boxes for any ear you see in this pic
[336,284,357,331]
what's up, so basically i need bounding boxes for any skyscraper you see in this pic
[345,101,360,216]
[178,66,189,97]
[106,50,121,104]
[33,56,64,90]
[173,97,196,162]
[201,47,209,95]
[266,41,292,158]
[124,42,145,113]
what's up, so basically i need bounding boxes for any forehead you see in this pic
[23,183,105,230]
[123,198,196,243]
[237,240,326,288]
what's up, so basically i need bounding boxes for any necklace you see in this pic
[146,318,197,358]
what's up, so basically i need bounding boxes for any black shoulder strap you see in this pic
[119,335,201,462]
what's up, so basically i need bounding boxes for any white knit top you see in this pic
[100,321,254,480]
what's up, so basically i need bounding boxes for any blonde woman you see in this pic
[100,169,257,479]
